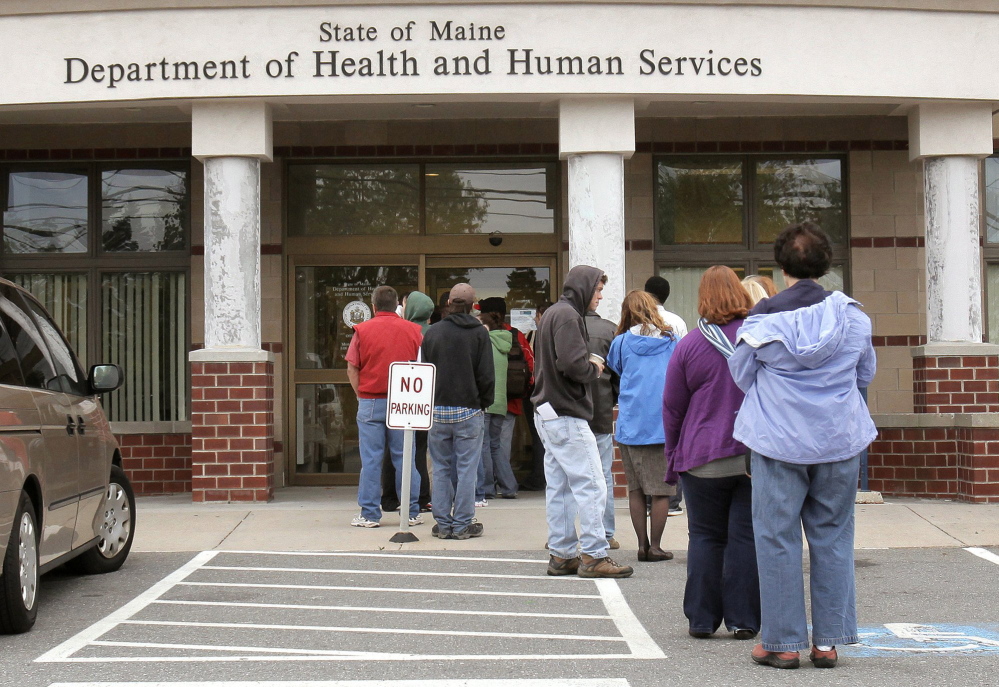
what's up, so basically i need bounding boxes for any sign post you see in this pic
[386,361,436,543]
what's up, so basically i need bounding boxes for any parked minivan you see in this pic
[0,278,135,633]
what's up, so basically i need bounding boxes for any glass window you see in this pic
[425,265,551,314]
[8,273,88,366]
[0,319,25,387]
[287,164,420,236]
[425,163,556,234]
[4,170,88,253]
[20,295,87,396]
[295,265,418,370]
[296,383,359,475]
[755,158,845,243]
[760,265,846,294]
[101,272,187,422]
[0,285,57,391]
[988,264,999,344]
[656,266,745,333]
[102,168,188,252]
[986,157,999,244]
[656,157,744,245]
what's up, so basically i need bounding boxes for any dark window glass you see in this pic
[425,164,556,234]
[754,158,845,243]
[656,157,744,245]
[4,170,88,253]
[0,286,57,391]
[296,383,359,475]
[20,294,87,396]
[986,157,999,244]
[287,165,420,236]
[102,168,188,252]
[0,318,25,387]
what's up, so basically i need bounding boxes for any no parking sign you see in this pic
[386,361,436,431]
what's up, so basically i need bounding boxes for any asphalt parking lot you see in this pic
[2,546,997,687]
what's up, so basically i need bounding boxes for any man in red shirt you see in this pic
[345,285,423,528]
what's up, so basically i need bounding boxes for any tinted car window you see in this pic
[20,293,87,396]
[0,317,25,387]
[0,285,57,391]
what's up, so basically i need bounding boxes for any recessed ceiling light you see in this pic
[413,103,436,109]
[692,101,710,106]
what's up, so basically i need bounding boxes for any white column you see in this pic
[560,99,634,322]
[190,101,273,356]
[924,156,982,343]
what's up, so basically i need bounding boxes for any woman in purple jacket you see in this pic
[662,266,760,640]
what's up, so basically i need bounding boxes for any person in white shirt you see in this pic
[645,276,688,340]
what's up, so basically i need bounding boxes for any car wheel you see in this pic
[0,491,39,634]
[68,465,135,575]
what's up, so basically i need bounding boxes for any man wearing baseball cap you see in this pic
[420,283,495,540]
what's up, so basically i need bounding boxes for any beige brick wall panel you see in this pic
[872,151,911,173]
[876,389,916,414]
[850,169,873,195]
[873,192,923,217]
[649,118,696,142]
[876,313,923,336]
[629,194,654,221]
[849,151,873,172]
[853,247,897,270]
[850,193,874,218]
[191,255,205,344]
[852,268,875,293]
[894,214,925,237]
[896,289,921,314]
[626,251,655,292]
[874,268,920,293]
[854,290,897,314]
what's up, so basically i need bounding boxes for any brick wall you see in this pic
[912,355,999,413]
[190,360,275,502]
[118,434,192,495]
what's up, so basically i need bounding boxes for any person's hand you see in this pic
[592,360,605,376]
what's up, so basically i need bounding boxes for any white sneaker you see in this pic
[475,500,488,508]
[351,514,380,528]
[408,514,424,526]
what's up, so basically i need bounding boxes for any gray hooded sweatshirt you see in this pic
[530,265,603,421]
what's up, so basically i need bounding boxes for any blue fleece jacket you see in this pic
[607,330,677,445]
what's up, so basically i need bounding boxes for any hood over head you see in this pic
[736,291,860,369]
[622,329,677,356]
[562,265,604,317]
[403,290,434,333]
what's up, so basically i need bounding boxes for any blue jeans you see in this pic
[478,413,518,499]
[752,451,860,652]
[356,398,420,521]
[594,433,616,539]
[535,414,608,559]
[429,413,484,533]
[681,472,760,635]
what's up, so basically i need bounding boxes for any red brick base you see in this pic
[119,433,192,495]
[913,354,999,413]
[190,359,275,502]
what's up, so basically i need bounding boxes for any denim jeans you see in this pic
[535,414,608,559]
[429,413,484,533]
[752,451,860,652]
[594,433,616,539]
[681,472,760,635]
[478,413,518,499]
[356,398,420,521]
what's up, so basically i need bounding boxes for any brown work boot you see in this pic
[809,646,838,668]
[547,555,580,576]
[577,554,634,578]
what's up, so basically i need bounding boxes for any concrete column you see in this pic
[560,99,634,321]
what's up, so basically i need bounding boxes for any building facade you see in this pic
[2,0,998,502]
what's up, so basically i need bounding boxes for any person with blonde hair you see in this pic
[741,275,778,306]
[606,290,678,562]
[663,266,760,640]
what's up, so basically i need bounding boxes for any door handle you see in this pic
[76,416,86,435]
[66,415,76,435]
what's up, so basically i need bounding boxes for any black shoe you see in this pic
[519,482,545,491]
[431,524,450,539]
[419,503,432,513]
[733,629,758,640]
[498,493,518,499]
[450,522,484,540]
[689,630,713,639]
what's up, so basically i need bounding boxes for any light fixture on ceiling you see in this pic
[412,103,436,109]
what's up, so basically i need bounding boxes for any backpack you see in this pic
[506,327,530,400]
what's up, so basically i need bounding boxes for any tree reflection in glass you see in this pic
[101,169,188,252]
[4,171,88,253]
[656,158,744,245]
[755,158,844,243]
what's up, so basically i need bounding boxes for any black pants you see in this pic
[519,396,546,490]
[381,430,431,510]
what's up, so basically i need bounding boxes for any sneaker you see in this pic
[498,492,517,499]
[607,537,621,550]
[431,524,450,539]
[668,506,684,516]
[577,554,634,578]
[475,500,488,508]
[547,555,581,576]
[350,514,380,528]
[419,503,432,513]
[751,644,800,669]
[449,522,484,540]
[809,646,838,668]
[408,514,424,526]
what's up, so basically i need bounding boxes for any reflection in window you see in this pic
[21,296,86,395]
[755,158,844,243]
[759,265,845,294]
[9,273,88,366]
[102,168,188,252]
[0,285,57,391]
[287,165,420,236]
[426,164,556,234]
[295,266,418,370]
[986,157,999,244]
[656,158,744,245]
[425,266,550,314]
[4,170,88,253]
[656,266,745,333]
[102,272,187,422]
[296,383,360,475]
[988,264,999,343]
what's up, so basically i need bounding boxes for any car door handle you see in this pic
[66,415,76,435]
[76,416,86,435]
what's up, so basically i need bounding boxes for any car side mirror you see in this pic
[89,364,124,394]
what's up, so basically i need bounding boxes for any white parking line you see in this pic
[964,547,999,566]
[178,580,599,599]
[219,550,545,564]
[50,681,632,686]
[200,564,589,582]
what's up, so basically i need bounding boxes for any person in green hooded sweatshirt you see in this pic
[381,290,436,513]
[476,311,517,504]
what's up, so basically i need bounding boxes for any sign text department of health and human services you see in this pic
[63,19,763,89]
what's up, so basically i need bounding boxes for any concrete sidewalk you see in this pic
[132,486,999,554]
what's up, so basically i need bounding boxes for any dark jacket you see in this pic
[750,278,829,315]
[585,310,618,435]
[421,312,495,410]
[531,265,603,420]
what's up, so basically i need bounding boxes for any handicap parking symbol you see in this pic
[847,623,999,657]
